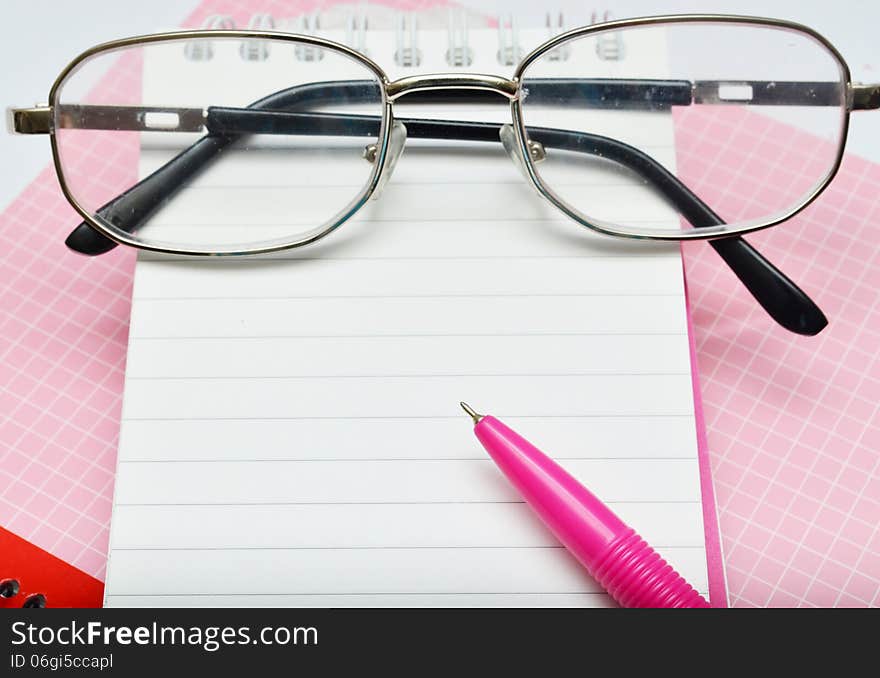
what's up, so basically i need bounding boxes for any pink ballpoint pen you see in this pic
[460,402,710,608]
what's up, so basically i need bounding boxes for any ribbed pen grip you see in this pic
[592,529,710,608]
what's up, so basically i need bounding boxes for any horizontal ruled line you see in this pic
[117,456,693,463]
[133,293,684,301]
[135,216,678,227]
[134,254,673,261]
[125,372,691,381]
[116,499,700,507]
[130,331,687,340]
[122,414,694,422]
[106,592,615,597]
[142,215,677,226]
[110,544,699,551]
[164,178,676,189]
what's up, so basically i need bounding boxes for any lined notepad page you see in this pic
[104,26,711,607]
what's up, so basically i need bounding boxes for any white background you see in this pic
[2,0,879,208]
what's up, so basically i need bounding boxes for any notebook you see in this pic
[98,10,725,607]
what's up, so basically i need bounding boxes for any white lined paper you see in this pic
[104,25,711,607]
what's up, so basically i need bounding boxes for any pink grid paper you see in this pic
[676,106,880,607]
[1,0,878,605]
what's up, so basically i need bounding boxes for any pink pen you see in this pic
[460,402,710,608]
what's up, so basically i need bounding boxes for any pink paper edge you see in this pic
[681,251,729,607]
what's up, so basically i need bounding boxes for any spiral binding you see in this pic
[345,7,369,56]
[545,11,571,62]
[294,12,325,62]
[496,13,521,66]
[180,8,627,66]
[591,10,625,61]
[183,15,235,61]
[240,13,275,61]
[445,9,473,67]
[394,12,421,67]
[0,578,47,608]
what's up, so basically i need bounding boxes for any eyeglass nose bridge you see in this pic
[368,75,520,201]
[385,73,519,101]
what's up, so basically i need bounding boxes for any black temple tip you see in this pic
[709,237,828,337]
[65,222,119,256]
[787,304,829,337]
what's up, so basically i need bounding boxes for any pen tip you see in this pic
[459,401,484,425]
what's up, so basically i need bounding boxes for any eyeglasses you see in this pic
[9,14,880,335]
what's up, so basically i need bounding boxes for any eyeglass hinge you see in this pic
[7,106,52,134]
[851,83,880,111]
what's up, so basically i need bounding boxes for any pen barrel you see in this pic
[475,417,627,565]
[474,416,710,608]
[593,528,709,608]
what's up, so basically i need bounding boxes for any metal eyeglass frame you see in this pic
[9,14,880,336]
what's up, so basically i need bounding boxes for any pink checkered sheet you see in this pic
[1,0,878,607]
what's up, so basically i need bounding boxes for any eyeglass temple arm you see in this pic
[62,79,827,335]
[204,106,828,335]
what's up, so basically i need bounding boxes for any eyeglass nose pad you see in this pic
[500,123,546,185]
[500,123,533,183]
[369,121,407,200]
